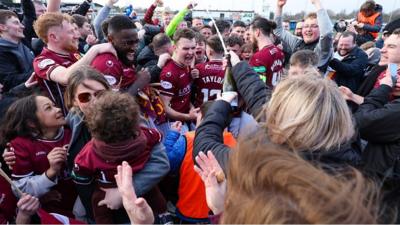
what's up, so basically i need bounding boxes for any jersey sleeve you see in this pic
[33,56,61,81]
[91,53,123,87]
[72,144,95,185]
[159,68,176,97]
[11,140,34,179]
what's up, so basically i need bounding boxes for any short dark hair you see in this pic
[289,49,318,67]
[71,14,88,28]
[107,15,136,35]
[250,17,277,36]
[200,24,212,31]
[225,34,244,47]
[360,0,376,12]
[0,95,44,146]
[212,20,231,35]
[101,19,109,37]
[340,31,357,43]
[207,35,224,54]
[0,10,17,25]
[152,33,171,49]
[86,91,140,143]
[233,20,246,28]
[173,28,196,43]
[195,32,206,44]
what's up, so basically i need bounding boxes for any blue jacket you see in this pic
[163,130,187,174]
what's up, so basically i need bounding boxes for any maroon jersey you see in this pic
[33,48,81,115]
[91,53,167,124]
[159,60,192,114]
[91,53,136,90]
[249,44,284,88]
[73,127,161,188]
[0,177,17,224]
[10,128,76,216]
[193,60,224,108]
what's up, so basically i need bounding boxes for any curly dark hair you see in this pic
[0,95,43,146]
[85,91,140,143]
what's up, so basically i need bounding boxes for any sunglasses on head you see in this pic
[77,90,105,103]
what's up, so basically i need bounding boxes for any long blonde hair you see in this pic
[265,74,354,151]
[222,137,381,224]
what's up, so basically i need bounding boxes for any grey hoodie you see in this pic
[0,38,34,91]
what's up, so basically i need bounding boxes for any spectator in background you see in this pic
[0,10,33,92]
[225,34,243,56]
[282,20,290,31]
[328,31,368,92]
[199,25,212,39]
[294,21,303,37]
[360,41,381,73]
[194,32,207,64]
[231,20,246,40]
[351,0,383,45]
[240,42,254,62]
[275,0,333,72]
[71,14,97,54]
[192,17,204,29]
[212,20,231,38]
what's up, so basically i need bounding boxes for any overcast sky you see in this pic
[91,0,399,14]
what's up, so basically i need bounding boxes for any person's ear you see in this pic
[0,24,7,33]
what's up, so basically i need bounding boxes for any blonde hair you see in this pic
[33,12,72,43]
[265,75,354,151]
[222,137,381,224]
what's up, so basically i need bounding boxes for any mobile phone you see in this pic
[389,63,398,85]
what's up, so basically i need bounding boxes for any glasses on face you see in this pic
[303,24,319,29]
[77,90,105,103]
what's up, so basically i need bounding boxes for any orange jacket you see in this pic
[357,12,380,38]
[176,131,236,219]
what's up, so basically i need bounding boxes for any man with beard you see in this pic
[33,12,115,115]
[91,15,167,126]
[275,0,333,71]
[91,15,140,90]
[159,28,199,132]
[328,31,368,92]
[249,17,284,88]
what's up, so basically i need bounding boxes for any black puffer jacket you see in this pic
[136,45,162,83]
[329,47,368,92]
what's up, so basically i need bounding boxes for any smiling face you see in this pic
[0,15,25,41]
[73,79,108,115]
[337,35,356,57]
[110,29,139,66]
[174,37,196,66]
[302,18,320,44]
[48,20,80,52]
[35,96,66,129]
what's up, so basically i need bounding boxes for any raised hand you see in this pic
[115,161,154,224]
[277,0,287,8]
[194,151,226,215]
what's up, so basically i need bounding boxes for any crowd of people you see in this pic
[0,0,400,223]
